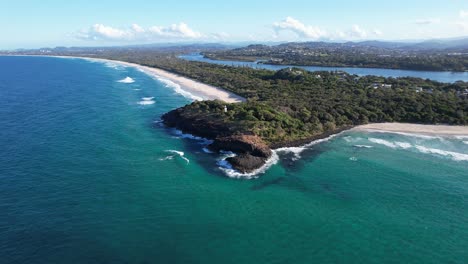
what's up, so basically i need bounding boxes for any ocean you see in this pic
[0,56,467,264]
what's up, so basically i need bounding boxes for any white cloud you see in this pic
[78,22,203,41]
[149,23,202,38]
[272,17,380,41]
[460,10,468,18]
[131,24,145,33]
[90,24,132,40]
[348,24,368,39]
[414,18,441,25]
[273,17,327,39]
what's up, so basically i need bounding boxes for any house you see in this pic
[415,87,423,93]
[371,83,392,89]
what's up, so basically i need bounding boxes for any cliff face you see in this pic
[161,107,232,139]
[162,109,273,173]
[209,135,272,173]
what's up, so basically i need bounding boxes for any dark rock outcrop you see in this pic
[226,154,267,173]
[161,108,232,139]
[208,135,272,173]
[162,110,273,173]
[162,106,352,174]
[208,135,271,158]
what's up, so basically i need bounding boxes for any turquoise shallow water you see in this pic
[0,56,467,264]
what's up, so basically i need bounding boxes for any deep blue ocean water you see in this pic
[0,56,467,264]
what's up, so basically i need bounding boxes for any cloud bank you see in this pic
[77,22,203,41]
[272,17,382,40]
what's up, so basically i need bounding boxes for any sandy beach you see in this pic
[58,56,246,103]
[354,123,468,136]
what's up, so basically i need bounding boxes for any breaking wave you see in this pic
[172,129,214,145]
[275,132,343,161]
[415,146,468,161]
[155,77,203,101]
[368,137,467,162]
[217,152,280,179]
[137,97,155,105]
[353,145,373,148]
[118,77,135,83]
[364,129,442,140]
[159,150,190,164]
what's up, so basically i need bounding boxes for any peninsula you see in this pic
[151,54,467,173]
[7,49,468,173]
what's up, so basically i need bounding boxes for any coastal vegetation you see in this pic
[147,53,467,172]
[203,42,468,71]
[155,60,467,145]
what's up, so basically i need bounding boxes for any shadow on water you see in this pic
[278,145,330,173]
[248,146,331,192]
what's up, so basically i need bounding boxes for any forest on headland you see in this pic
[93,50,467,145]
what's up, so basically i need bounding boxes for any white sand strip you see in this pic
[57,56,246,103]
[353,123,468,136]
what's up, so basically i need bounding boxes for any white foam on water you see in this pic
[464,141,468,145]
[275,132,342,160]
[368,138,398,149]
[343,136,364,143]
[217,152,280,179]
[162,150,190,164]
[137,100,155,105]
[349,157,358,161]
[158,156,174,161]
[117,77,135,83]
[155,77,203,101]
[274,146,304,161]
[137,96,156,105]
[105,62,125,70]
[395,142,412,149]
[353,145,373,148]
[133,89,141,91]
[415,146,468,162]
[172,129,214,145]
[365,129,442,140]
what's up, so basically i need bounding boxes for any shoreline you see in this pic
[11,55,247,104]
[352,123,468,136]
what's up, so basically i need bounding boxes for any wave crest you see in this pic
[415,146,468,161]
[155,77,203,101]
[159,150,190,164]
[118,77,135,83]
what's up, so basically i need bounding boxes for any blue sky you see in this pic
[1,0,468,49]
